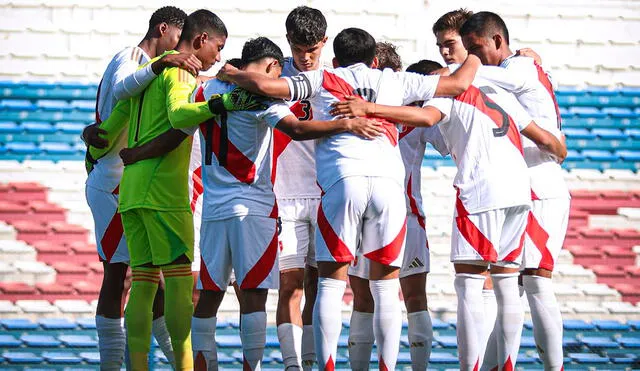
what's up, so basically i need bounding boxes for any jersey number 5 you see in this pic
[481,92,510,138]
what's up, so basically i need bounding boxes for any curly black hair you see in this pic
[285,6,327,46]
[375,42,402,71]
[241,37,284,67]
[148,6,187,30]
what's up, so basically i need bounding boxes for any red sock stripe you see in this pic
[473,359,480,371]
[503,356,514,371]
[132,278,160,284]
[324,355,335,371]
[379,356,388,371]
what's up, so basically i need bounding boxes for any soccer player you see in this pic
[189,37,383,371]
[330,68,566,371]
[460,12,569,371]
[217,27,481,370]
[275,7,328,370]
[83,6,201,369]
[88,10,229,370]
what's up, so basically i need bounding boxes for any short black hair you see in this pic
[285,6,327,46]
[179,9,227,43]
[459,11,510,45]
[333,28,376,67]
[241,37,284,67]
[226,58,244,69]
[148,6,187,30]
[432,8,473,35]
[406,60,443,75]
[375,42,402,71]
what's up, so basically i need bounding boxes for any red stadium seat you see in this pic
[579,228,615,247]
[11,220,49,244]
[0,201,30,222]
[51,262,90,285]
[0,183,11,201]
[8,182,47,203]
[590,265,627,286]
[85,261,104,274]
[67,241,97,264]
[29,241,68,265]
[27,201,66,222]
[71,281,100,301]
[568,209,589,229]
[612,229,640,248]
[601,245,636,266]
[0,282,37,302]
[48,222,88,243]
[613,283,640,304]
[565,245,604,267]
[35,282,75,301]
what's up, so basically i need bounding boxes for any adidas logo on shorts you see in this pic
[407,257,424,269]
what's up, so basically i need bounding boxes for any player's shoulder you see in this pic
[501,55,535,69]
[112,46,147,64]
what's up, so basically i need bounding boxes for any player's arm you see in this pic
[275,114,384,141]
[434,54,481,96]
[520,122,567,163]
[330,97,444,127]
[165,68,216,129]
[217,63,292,99]
[87,99,131,161]
[113,53,202,101]
[119,129,189,165]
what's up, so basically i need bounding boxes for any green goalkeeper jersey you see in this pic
[89,50,214,212]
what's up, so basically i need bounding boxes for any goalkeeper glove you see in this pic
[208,86,268,114]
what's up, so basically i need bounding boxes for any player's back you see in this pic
[286,63,438,190]
[433,77,531,214]
[193,79,293,221]
[500,56,567,199]
[87,46,150,193]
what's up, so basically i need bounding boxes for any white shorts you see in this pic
[523,198,570,271]
[85,186,128,264]
[451,201,529,267]
[315,176,406,267]
[349,213,429,279]
[192,199,202,272]
[278,198,320,271]
[197,215,279,291]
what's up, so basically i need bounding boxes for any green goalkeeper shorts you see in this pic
[121,208,194,267]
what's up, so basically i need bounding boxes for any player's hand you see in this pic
[154,53,202,76]
[208,87,269,114]
[82,123,108,149]
[216,63,239,82]
[516,48,542,65]
[344,117,384,140]
[119,147,141,166]
[330,96,373,118]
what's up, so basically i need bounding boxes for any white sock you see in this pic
[480,289,497,366]
[407,310,433,371]
[301,324,316,371]
[348,311,374,371]
[492,273,524,371]
[524,275,564,371]
[192,316,217,370]
[313,277,346,370]
[241,312,267,370]
[152,316,175,365]
[96,315,125,370]
[277,323,303,370]
[454,273,486,371]
[370,279,402,371]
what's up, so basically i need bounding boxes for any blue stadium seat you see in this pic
[620,87,640,97]
[569,353,610,364]
[600,161,638,171]
[0,99,37,111]
[217,352,237,364]
[603,107,638,119]
[581,150,619,162]
[556,87,587,96]
[591,128,628,140]
[432,318,451,330]
[564,319,596,331]
[22,121,56,134]
[520,336,537,349]
[58,335,98,348]
[6,142,39,154]
[516,354,539,364]
[565,150,585,161]
[1,318,39,330]
[216,335,242,348]
[624,128,640,139]
[617,337,640,348]
[605,95,640,107]
[435,335,457,348]
[217,319,229,329]
[628,320,640,330]
[424,147,445,160]
[428,352,459,364]
[608,353,637,365]
[265,335,279,348]
[39,318,77,330]
[78,352,100,364]
[586,88,620,97]
[231,351,274,364]
[70,100,95,112]
[75,318,96,330]
[40,142,77,155]
[581,336,620,349]
[36,100,72,112]
[0,121,22,134]
[563,128,596,140]
[0,334,22,348]
[20,334,62,347]
[559,107,572,118]
[615,150,640,162]
[569,107,607,118]
[54,121,86,134]
[42,352,82,365]
[593,320,631,332]
[2,351,44,364]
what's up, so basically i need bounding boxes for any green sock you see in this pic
[125,266,160,370]
[162,264,195,370]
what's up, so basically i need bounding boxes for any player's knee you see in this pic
[279,270,304,302]
[403,294,427,313]
[194,290,225,317]
[241,288,269,314]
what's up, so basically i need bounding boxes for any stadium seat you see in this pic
[592,128,628,140]
[2,351,44,364]
[582,150,619,162]
[36,100,73,112]
[6,142,39,155]
[22,121,56,134]
[568,352,611,364]
[55,121,86,134]
[1,318,38,330]
[58,335,98,348]
[39,317,77,330]
[569,107,607,118]
[564,319,596,331]
[42,351,83,364]
[0,99,36,111]
[564,128,597,140]
[581,336,620,349]
[76,317,96,330]
[20,334,62,347]
[78,351,100,364]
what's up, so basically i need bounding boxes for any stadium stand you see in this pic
[0,0,638,369]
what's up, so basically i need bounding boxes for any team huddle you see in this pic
[83,5,569,371]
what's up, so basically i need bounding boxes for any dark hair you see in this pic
[226,58,244,69]
[375,42,402,71]
[148,6,187,30]
[406,60,443,75]
[333,28,376,67]
[179,9,227,43]
[285,6,327,46]
[432,8,473,35]
[459,11,510,44]
[241,37,284,67]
